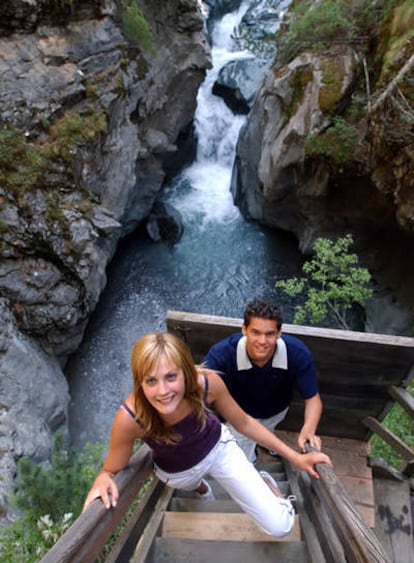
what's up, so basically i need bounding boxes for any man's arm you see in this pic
[298,393,323,452]
[206,371,332,478]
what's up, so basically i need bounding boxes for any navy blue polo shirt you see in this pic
[202,333,318,418]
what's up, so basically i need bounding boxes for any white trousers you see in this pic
[154,424,295,538]
[227,407,289,462]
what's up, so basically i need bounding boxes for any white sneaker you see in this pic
[195,479,215,500]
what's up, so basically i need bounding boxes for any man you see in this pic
[202,299,322,462]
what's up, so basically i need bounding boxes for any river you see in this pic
[67,0,303,449]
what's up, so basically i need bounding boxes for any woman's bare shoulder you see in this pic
[115,394,145,439]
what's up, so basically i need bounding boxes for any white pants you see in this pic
[227,407,289,462]
[154,424,295,538]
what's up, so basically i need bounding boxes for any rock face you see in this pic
[0,0,210,524]
[0,298,70,522]
[231,48,358,237]
[231,16,414,334]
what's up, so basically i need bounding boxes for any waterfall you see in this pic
[67,0,303,448]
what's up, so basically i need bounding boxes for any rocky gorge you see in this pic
[0,0,413,528]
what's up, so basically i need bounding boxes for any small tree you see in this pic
[275,235,373,329]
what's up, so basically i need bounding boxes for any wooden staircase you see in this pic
[39,312,414,562]
[136,457,308,563]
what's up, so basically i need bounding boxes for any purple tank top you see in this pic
[122,376,222,473]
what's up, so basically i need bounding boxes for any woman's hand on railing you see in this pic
[82,470,119,512]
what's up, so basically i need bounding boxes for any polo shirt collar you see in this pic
[236,335,288,370]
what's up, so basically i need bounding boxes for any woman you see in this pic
[83,333,332,537]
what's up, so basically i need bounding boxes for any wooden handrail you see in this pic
[40,445,154,563]
[363,415,414,463]
[307,445,391,563]
[389,385,414,418]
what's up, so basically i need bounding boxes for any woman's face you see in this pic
[141,355,187,423]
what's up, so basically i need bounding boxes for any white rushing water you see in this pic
[67,0,303,448]
[164,2,250,227]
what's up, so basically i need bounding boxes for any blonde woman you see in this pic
[83,333,331,538]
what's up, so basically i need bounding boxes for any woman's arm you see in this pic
[206,370,332,477]
[83,399,144,511]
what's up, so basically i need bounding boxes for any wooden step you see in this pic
[161,511,301,542]
[169,498,243,513]
[172,478,291,500]
[146,537,308,562]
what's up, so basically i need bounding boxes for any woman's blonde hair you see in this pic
[131,332,206,443]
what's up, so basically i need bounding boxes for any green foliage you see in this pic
[318,61,345,114]
[0,512,73,563]
[305,117,359,167]
[120,0,155,54]
[382,0,414,71]
[47,107,107,164]
[14,434,104,521]
[370,381,414,469]
[0,435,105,560]
[0,128,48,194]
[0,108,106,198]
[275,235,373,329]
[278,0,354,65]
[287,66,313,117]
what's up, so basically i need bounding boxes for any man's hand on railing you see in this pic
[298,430,322,453]
[293,450,333,479]
[82,470,119,512]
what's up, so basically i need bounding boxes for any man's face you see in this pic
[242,317,281,367]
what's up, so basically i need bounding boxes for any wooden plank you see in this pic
[167,310,414,348]
[284,462,330,563]
[363,417,414,461]
[340,477,376,528]
[130,486,174,563]
[169,498,243,513]
[147,537,308,563]
[161,512,301,542]
[373,477,414,563]
[389,385,414,418]
[295,470,347,562]
[166,311,414,375]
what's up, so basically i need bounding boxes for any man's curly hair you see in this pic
[243,300,283,330]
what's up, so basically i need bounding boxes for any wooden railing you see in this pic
[287,446,391,563]
[39,312,414,561]
[40,445,157,563]
[40,444,392,563]
[363,383,414,477]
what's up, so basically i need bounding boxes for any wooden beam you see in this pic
[309,447,391,563]
[402,459,414,477]
[388,386,414,419]
[362,417,414,462]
